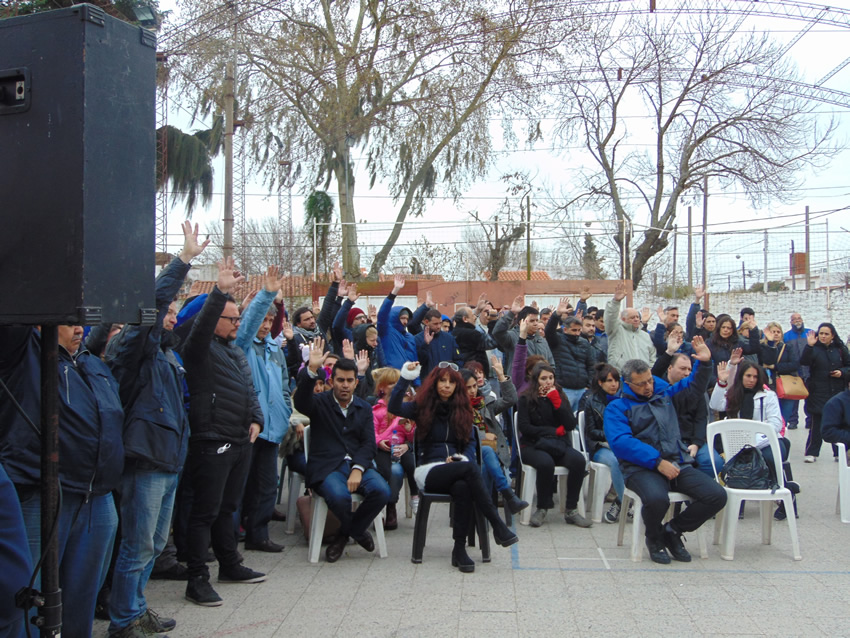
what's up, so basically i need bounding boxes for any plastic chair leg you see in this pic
[411,497,431,563]
[720,496,741,561]
[617,492,632,547]
[285,473,303,535]
[371,506,388,559]
[713,507,725,546]
[475,506,491,563]
[782,493,802,561]
[519,467,536,526]
[307,496,328,563]
[760,500,773,545]
[630,497,645,562]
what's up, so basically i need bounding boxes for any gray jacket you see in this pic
[492,310,555,373]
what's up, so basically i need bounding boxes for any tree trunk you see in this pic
[334,153,361,281]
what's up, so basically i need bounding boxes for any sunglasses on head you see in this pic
[438,361,459,371]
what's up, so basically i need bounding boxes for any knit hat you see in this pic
[347,307,365,327]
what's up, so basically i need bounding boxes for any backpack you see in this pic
[719,444,777,491]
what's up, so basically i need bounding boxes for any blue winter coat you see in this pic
[415,329,463,376]
[0,328,125,495]
[105,257,191,473]
[377,295,427,370]
[603,360,709,480]
[235,288,292,445]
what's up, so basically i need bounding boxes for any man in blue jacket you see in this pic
[234,266,292,553]
[104,222,206,637]
[377,273,427,370]
[293,338,390,563]
[604,336,726,565]
[0,324,124,637]
[416,309,463,376]
[783,312,809,429]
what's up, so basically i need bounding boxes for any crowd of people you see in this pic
[1,224,850,637]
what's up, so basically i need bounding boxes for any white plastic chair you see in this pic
[284,466,305,535]
[616,488,708,562]
[513,413,585,525]
[835,442,850,523]
[708,419,801,561]
[577,412,613,524]
[303,425,388,563]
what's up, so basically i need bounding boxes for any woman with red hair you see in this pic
[389,361,518,572]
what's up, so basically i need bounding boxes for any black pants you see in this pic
[186,440,252,579]
[423,461,507,543]
[805,412,838,458]
[241,438,280,543]
[626,465,727,543]
[375,449,418,503]
[520,444,586,510]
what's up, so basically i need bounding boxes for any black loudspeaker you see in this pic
[0,4,157,325]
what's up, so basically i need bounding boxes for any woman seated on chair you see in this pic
[710,348,798,519]
[459,362,528,515]
[372,367,418,531]
[578,363,626,523]
[517,362,592,529]
[388,361,519,573]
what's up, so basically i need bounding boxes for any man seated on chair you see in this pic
[293,337,391,563]
[604,336,727,564]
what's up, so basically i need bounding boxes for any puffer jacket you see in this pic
[235,288,291,445]
[491,310,555,372]
[0,327,124,496]
[105,257,191,472]
[545,313,594,390]
[801,341,850,414]
[453,320,498,376]
[604,298,656,370]
[579,389,616,457]
[377,294,427,370]
[604,360,709,480]
[180,287,264,443]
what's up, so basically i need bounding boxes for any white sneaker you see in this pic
[410,495,420,516]
[804,455,816,463]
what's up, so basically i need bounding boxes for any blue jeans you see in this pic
[242,438,280,544]
[18,489,118,638]
[108,468,178,633]
[591,447,625,502]
[312,465,390,539]
[480,446,510,492]
[562,388,586,414]
[694,444,725,478]
[780,399,797,425]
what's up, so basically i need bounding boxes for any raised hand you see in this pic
[425,290,436,309]
[337,279,349,298]
[347,283,360,303]
[579,285,591,302]
[657,304,666,324]
[511,295,524,314]
[368,304,377,322]
[666,334,679,355]
[216,257,244,294]
[716,361,731,385]
[281,319,294,341]
[695,284,705,302]
[519,317,528,339]
[556,296,569,315]
[691,335,711,362]
[695,312,705,329]
[806,329,817,347]
[342,338,355,361]
[530,300,539,310]
[179,220,210,263]
[729,347,743,367]
[355,349,370,375]
[575,309,583,320]
[307,337,329,373]
[262,265,283,293]
[640,307,651,324]
[613,281,626,301]
[490,355,505,380]
[331,261,343,282]
[423,328,433,344]
[392,273,405,295]
[475,292,488,313]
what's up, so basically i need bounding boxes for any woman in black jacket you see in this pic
[517,362,591,528]
[756,322,800,422]
[389,362,518,573]
[578,363,624,523]
[801,323,850,462]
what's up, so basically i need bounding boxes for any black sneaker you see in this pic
[109,620,162,638]
[138,608,176,633]
[218,563,266,584]
[185,576,223,607]
[662,527,692,562]
[150,563,188,581]
[645,539,671,565]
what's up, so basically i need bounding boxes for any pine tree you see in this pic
[582,233,606,280]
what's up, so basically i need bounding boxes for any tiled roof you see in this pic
[488,270,551,281]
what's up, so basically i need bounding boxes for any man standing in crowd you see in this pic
[416,308,463,376]
[492,295,554,373]
[286,262,342,376]
[546,297,594,410]
[784,312,809,429]
[453,305,500,375]
[581,314,607,364]
[605,282,656,370]
[294,338,390,563]
[604,337,726,565]
[377,274,427,370]
[180,258,265,607]
[234,266,292,554]
[105,222,207,637]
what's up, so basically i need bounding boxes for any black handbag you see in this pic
[719,444,777,491]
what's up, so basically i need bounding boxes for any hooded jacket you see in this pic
[604,360,709,480]
[801,341,850,414]
[376,294,427,370]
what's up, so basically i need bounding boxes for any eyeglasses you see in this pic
[627,378,653,388]
[438,361,459,371]
[220,315,241,325]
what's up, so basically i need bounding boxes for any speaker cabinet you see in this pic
[0,4,157,325]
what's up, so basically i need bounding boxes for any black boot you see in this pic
[500,488,529,515]
[491,519,519,548]
[451,542,475,573]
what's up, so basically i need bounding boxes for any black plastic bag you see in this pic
[719,444,777,491]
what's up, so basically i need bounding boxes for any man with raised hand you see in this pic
[492,294,555,374]
[180,258,265,607]
[604,337,726,565]
[604,281,656,371]
[293,338,390,563]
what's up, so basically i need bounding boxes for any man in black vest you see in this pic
[293,338,390,563]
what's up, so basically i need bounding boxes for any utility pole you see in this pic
[687,206,692,288]
[763,230,768,293]
[804,205,811,290]
[526,193,531,281]
[791,240,796,291]
[672,224,677,297]
[222,1,238,260]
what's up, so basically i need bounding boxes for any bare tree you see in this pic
[549,13,836,288]
[166,0,583,281]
